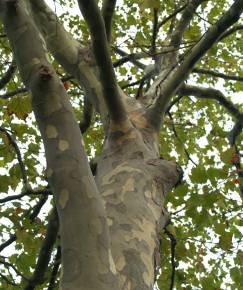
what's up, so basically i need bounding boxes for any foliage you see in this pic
[0,0,242,289]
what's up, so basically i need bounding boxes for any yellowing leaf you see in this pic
[7,95,32,120]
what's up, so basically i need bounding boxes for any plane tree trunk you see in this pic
[0,0,242,289]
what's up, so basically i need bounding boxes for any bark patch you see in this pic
[45,125,58,138]
[108,249,117,274]
[59,189,69,209]
[58,139,69,151]
[46,167,53,178]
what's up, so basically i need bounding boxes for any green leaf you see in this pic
[219,232,232,251]
[190,166,208,183]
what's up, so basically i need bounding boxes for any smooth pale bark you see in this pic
[27,0,108,122]
[0,1,118,289]
[1,0,241,289]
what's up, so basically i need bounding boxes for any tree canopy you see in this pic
[0,0,242,289]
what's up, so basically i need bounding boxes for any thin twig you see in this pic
[23,209,59,290]
[0,273,18,286]
[168,112,197,166]
[0,127,28,186]
[0,188,51,204]
[47,246,61,290]
[192,67,243,82]
[0,258,29,281]
[0,195,48,252]
[0,59,16,90]
[164,227,177,290]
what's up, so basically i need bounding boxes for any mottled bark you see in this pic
[0,1,117,289]
[1,0,242,289]
[96,113,182,289]
[27,0,108,122]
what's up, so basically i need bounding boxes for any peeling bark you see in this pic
[0,0,241,289]
[96,111,182,290]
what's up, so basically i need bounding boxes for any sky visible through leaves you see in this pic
[0,0,242,289]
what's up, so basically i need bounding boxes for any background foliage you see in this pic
[0,0,242,289]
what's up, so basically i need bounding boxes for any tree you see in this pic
[0,0,242,289]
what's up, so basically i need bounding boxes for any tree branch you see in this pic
[113,47,146,69]
[170,0,206,48]
[113,51,147,68]
[0,195,48,252]
[219,24,243,41]
[151,8,159,55]
[157,3,188,33]
[0,187,51,204]
[102,0,117,43]
[228,119,243,146]
[0,273,17,286]
[0,59,16,90]
[47,246,61,290]
[23,209,59,290]
[0,257,29,281]
[164,227,177,290]
[79,96,93,134]
[168,112,197,166]
[178,84,243,119]
[0,127,28,186]
[78,0,128,123]
[28,0,107,119]
[165,95,184,114]
[0,87,27,99]
[192,67,243,82]
[0,235,16,253]
[0,2,118,288]
[147,0,243,123]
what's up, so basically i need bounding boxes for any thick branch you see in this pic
[28,0,107,119]
[148,0,243,122]
[219,24,243,41]
[192,67,243,82]
[228,119,243,146]
[170,0,205,48]
[102,0,117,42]
[178,84,243,119]
[24,209,59,290]
[0,2,118,289]
[78,0,128,123]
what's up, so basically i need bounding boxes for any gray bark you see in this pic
[0,0,242,289]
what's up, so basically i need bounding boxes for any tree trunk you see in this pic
[96,116,182,289]
[1,0,242,289]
